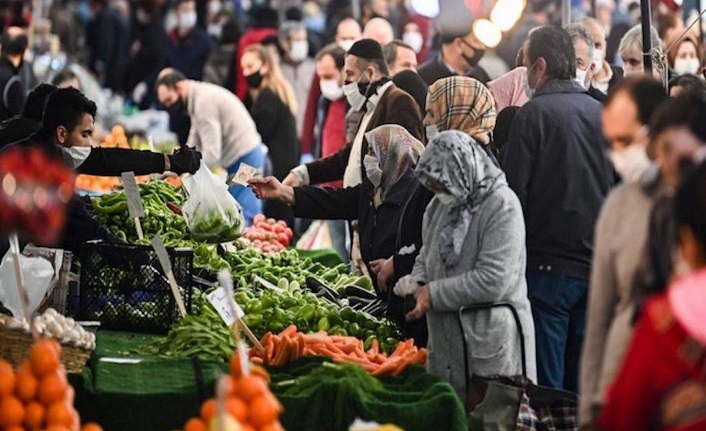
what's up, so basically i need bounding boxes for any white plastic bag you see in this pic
[0,250,55,317]
[182,162,244,242]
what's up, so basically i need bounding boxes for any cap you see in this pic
[347,38,385,60]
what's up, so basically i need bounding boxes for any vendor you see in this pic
[249,125,429,343]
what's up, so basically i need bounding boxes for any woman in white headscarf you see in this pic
[396,130,537,399]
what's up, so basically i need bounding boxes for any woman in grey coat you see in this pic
[396,130,537,399]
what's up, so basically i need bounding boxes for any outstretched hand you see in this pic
[248,176,295,205]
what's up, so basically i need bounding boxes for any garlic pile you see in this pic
[0,308,96,350]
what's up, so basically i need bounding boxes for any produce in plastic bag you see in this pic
[182,162,244,242]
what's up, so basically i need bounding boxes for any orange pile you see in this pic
[0,339,103,431]
[183,354,284,431]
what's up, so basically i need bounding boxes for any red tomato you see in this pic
[266,218,276,225]
[273,224,285,234]
[254,214,266,224]
[276,220,287,228]
[284,227,294,240]
[278,233,290,247]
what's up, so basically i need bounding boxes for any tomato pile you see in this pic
[243,215,293,254]
[0,339,102,431]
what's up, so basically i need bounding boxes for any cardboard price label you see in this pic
[151,234,187,317]
[206,287,245,326]
[121,172,144,218]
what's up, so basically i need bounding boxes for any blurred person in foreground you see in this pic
[504,25,615,392]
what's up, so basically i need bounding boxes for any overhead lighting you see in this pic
[473,19,502,48]
[490,0,527,31]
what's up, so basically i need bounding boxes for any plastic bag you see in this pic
[0,249,55,317]
[182,162,244,242]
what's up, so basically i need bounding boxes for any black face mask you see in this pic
[355,77,389,99]
[168,98,187,116]
[245,70,264,89]
[460,39,485,68]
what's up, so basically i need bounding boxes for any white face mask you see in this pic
[338,39,355,52]
[674,58,701,76]
[592,49,604,71]
[363,154,383,187]
[437,193,459,207]
[623,68,644,77]
[60,146,92,169]
[343,74,369,111]
[207,23,222,39]
[290,40,309,62]
[609,143,651,183]
[320,78,344,101]
[178,11,197,32]
[575,67,588,89]
[402,31,424,53]
[425,124,438,141]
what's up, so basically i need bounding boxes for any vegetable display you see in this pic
[0,309,96,350]
[243,215,294,254]
[250,326,426,376]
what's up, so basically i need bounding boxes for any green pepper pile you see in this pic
[188,209,243,243]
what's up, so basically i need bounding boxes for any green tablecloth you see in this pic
[70,331,468,431]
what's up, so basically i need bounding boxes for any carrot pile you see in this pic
[182,353,284,431]
[0,339,103,431]
[249,325,426,377]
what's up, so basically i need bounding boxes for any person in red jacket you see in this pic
[233,6,278,101]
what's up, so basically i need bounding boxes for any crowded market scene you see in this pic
[1,0,706,428]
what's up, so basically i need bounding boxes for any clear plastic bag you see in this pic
[182,162,244,242]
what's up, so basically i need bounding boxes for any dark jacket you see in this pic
[417,53,489,86]
[608,64,624,92]
[588,85,608,103]
[0,57,25,122]
[503,80,615,280]
[249,87,298,180]
[305,83,423,185]
[86,7,130,92]
[125,17,169,104]
[167,27,212,80]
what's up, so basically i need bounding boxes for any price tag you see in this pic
[219,242,238,254]
[121,172,144,218]
[218,269,263,350]
[151,234,187,317]
[206,287,244,326]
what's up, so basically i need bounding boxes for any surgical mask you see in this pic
[437,193,459,207]
[178,11,197,32]
[320,79,343,101]
[623,68,644,77]
[609,143,651,183]
[245,70,263,88]
[523,61,542,98]
[363,154,383,187]
[402,31,424,53]
[338,39,355,52]
[674,58,701,76]
[60,146,92,169]
[290,40,309,62]
[592,49,604,71]
[575,67,588,89]
[343,73,370,111]
[425,124,438,141]
[207,24,222,39]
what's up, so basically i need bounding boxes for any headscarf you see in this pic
[427,76,497,145]
[364,124,425,207]
[415,130,507,268]
[487,67,530,111]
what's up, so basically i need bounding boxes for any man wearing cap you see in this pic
[416,22,489,86]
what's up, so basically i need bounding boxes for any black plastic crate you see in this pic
[77,240,193,334]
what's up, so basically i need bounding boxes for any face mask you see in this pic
[363,154,383,187]
[178,11,197,32]
[402,31,424,53]
[623,68,644,77]
[207,24,222,39]
[425,124,438,141]
[338,39,355,52]
[575,67,588,89]
[592,49,604,71]
[523,61,542,98]
[674,58,701,76]
[609,143,651,183]
[208,0,222,15]
[168,98,187,116]
[460,40,485,68]
[245,70,264,89]
[320,79,344,101]
[60,146,92,169]
[290,40,309,62]
[437,193,459,207]
[343,72,370,111]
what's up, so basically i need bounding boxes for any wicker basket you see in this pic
[0,325,92,373]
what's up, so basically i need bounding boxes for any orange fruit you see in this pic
[24,401,45,428]
[0,359,16,396]
[16,362,39,401]
[5,426,25,431]
[247,393,281,428]
[184,417,207,431]
[226,397,247,422]
[200,399,217,423]
[38,372,68,404]
[46,425,69,431]
[241,424,256,431]
[0,396,25,427]
[250,365,271,383]
[237,376,267,402]
[30,339,61,377]
[81,422,104,431]
[220,375,237,397]
[229,354,242,378]
[46,401,74,427]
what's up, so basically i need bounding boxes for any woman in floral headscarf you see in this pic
[394,130,537,399]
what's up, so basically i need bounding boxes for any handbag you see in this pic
[459,303,579,431]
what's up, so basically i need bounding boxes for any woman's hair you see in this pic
[618,24,662,58]
[244,44,298,115]
[676,162,706,250]
[666,31,703,70]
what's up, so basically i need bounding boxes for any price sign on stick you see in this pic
[121,171,145,240]
[218,269,263,350]
[151,234,187,317]
[206,287,244,326]
[8,233,38,339]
